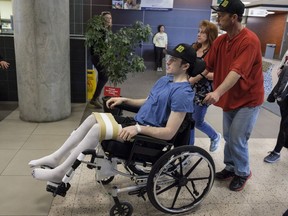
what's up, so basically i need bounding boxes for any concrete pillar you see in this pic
[12,0,71,122]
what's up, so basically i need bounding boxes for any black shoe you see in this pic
[215,169,235,180]
[90,99,102,109]
[229,171,252,191]
[267,93,276,103]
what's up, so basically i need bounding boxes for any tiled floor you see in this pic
[0,59,287,216]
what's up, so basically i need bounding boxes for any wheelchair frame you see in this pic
[46,114,215,216]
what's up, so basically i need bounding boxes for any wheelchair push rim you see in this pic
[147,145,215,214]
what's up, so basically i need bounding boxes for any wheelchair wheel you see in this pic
[110,201,133,216]
[147,145,215,214]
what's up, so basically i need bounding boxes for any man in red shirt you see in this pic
[203,0,264,191]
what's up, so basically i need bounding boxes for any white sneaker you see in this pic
[210,133,221,152]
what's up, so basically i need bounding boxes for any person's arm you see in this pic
[165,33,168,49]
[153,34,157,45]
[278,50,288,70]
[118,111,186,141]
[189,69,210,84]
[277,50,288,76]
[202,70,241,104]
[106,97,146,109]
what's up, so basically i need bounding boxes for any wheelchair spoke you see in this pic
[162,171,178,179]
[171,186,182,209]
[179,157,184,175]
[156,181,178,195]
[188,176,210,181]
[185,184,197,200]
[185,157,203,176]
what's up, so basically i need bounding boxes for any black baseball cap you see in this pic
[211,0,245,16]
[166,43,196,65]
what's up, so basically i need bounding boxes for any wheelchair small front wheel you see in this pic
[147,145,215,214]
[110,201,133,216]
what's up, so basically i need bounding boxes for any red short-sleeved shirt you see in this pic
[205,28,264,111]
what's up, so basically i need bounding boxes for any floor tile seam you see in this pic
[0,121,36,176]
[0,150,20,176]
[0,174,31,177]
[0,131,36,176]
[17,131,35,151]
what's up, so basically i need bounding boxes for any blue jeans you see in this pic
[189,104,218,145]
[223,106,260,177]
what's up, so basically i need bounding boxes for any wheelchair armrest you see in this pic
[102,96,140,115]
[114,103,140,113]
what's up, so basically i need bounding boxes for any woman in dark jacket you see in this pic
[89,11,112,108]
[264,65,288,163]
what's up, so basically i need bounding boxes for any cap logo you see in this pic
[176,45,185,53]
[221,0,229,8]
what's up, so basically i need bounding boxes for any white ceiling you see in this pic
[246,0,287,5]
[245,0,288,11]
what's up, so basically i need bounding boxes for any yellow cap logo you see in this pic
[221,0,229,7]
[176,45,185,53]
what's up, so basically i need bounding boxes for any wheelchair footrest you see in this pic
[46,182,71,197]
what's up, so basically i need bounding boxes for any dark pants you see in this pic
[155,47,165,68]
[91,68,109,101]
[91,55,109,101]
[274,96,288,152]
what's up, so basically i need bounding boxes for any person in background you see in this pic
[188,20,221,152]
[89,11,112,109]
[124,0,133,9]
[153,24,168,72]
[28,43,196,183]
[203,0,264,191]
[0,54,9,69]
[264,58,288,163]
[277,49,288,75]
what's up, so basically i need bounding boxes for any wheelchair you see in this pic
[45,59,215,216]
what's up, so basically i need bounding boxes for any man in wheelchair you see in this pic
[28,43,214,215]
[29,43,197,182]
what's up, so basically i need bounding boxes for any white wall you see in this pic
[0,0,12,19]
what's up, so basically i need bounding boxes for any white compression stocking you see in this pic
[28,115,96,168]
[32,123,102,183]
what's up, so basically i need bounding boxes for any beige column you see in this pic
[12,0,71,122]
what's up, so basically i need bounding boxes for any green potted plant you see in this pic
[85,16,152,113]
[85,15,152,86]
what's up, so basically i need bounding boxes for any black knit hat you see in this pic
[166,43,196,65]
[211,0,245,16]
